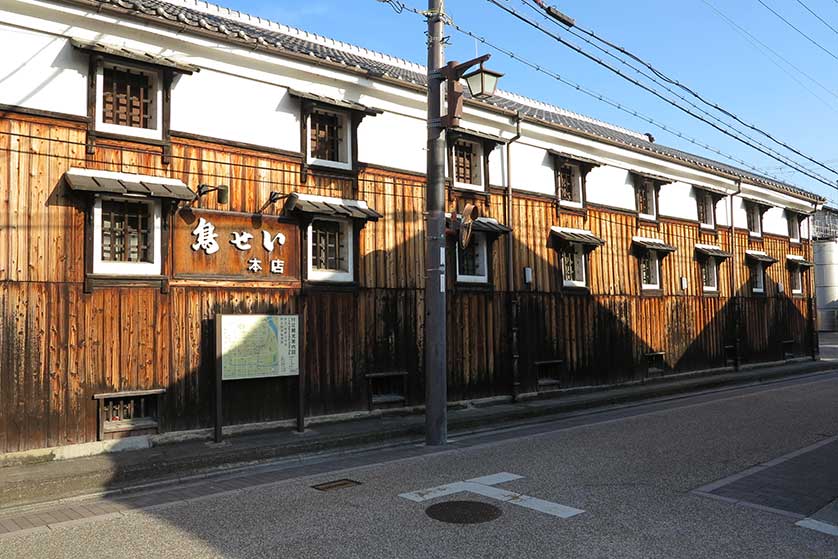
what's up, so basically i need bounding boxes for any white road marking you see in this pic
[795,518,838,537]
[399,472,585,519]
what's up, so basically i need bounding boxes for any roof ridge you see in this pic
[493,90,647,141]
[158,0,428,74]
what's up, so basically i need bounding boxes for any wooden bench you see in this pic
[93,389,165,441]
[534,359,564,391]
[365,371,408,410]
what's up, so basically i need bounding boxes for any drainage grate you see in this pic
[425,500,503,524]
[311,479,363,492]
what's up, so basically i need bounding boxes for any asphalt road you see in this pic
[2,371,838,558]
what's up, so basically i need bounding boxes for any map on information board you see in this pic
[219,315,299,380]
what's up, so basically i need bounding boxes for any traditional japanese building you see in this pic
[0,0,824,455]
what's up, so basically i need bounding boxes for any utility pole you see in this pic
[425,0,447,446]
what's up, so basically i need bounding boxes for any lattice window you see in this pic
[310,111,344,162]
[750,263,764,292]
[561,244,585,285]
[459,241,480,276]
[790,266,802,293]
[697,191,715,228]
[102,66,154,129]
[100,200,152,263]
[457,233,488,282]
[453,140,482,187]
[702,258,718,291]
[788,214,801,241]
[746,203,762,235]
[558,164,580,203]
[640,251,659,288]
[636,178,656,217]
[311,220,347,272]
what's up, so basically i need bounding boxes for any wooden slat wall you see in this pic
[0,115,817,453]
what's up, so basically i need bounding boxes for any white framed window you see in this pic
[307,218,354,282]
[750,263,765,293]
[639,250,661,290]
[456,232,488,283]
[92,196,162,276]
[560,243,587,287]
[790,265,803,294]
[95,62,163,141]
[452,139,485,191]
[788,213,801,243]
[696,190,716,229]
[635,177,657,221]
[702,257,718,292]
[306,109,352,170]
[746,202,763,238]
[557,163,583,208]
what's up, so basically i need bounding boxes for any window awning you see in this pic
[628,169,673,185]
[288,89,382,116]
[284,193,382,221]
[786,254,814,268]
[740,196,774,211]
[64,168,195,201]
[447,127,507,146]
[547,150,603,168]
[446,214,511,234]
[550,226,604,247]
[745,250,778,264]
[694,244,732,259]
[632,236,676,253]
[70,39,199,74]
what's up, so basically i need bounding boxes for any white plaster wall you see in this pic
[585,166,636,212]
[731,197,748,230]
[487,144,506,188]
[0,26,87,116]
[715,196,731,227]
[658,181,695,221]
[763,207,788,236]
[506,143,553,194]
[170,70,299,151]
[357,110,425,174]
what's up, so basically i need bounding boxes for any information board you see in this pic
[218,314,299,380]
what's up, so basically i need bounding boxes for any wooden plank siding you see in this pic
[0,115,817,453]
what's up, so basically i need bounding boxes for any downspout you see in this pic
[506,112,522,400]
[729,180,741,370]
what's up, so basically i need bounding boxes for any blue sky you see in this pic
[223,0,838,201]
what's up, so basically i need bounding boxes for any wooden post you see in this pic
[296,314,305,433]
[214,314,223,443]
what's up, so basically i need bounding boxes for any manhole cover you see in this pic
[425,500,503,524]
[311,479,362,492]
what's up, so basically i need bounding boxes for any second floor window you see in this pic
[746,202,763,237]
[696,190,716,229]
[96,62,163,140]
[788,213,801,243]
[453,139,484,190]
[307,110,351,169]
[557,164,583,206]
[635,177,657,220]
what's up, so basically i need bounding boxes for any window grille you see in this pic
[790,267,802,292]
[310,111,343,162]
[640,251,658,286]
[102,67,153,129]
[559,165,576,202]
[747,204,762,235]
[312,220,347,272]
[697,192,715,227]
[454,140,478,185]
[100,200,152,263]
[750,263,764,291]
[459,240,481,276]
[637,179,655,216]
[561,245,585,284]
[702,258,717,290]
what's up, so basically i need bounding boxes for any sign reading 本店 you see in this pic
[219,314,299,380]
[173,208,300,282]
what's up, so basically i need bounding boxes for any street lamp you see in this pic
[425,0,502,447]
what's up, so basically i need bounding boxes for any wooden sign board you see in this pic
[218,314,300,380]
[174,208,300,282]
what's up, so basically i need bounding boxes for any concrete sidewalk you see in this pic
[0,358,834,512]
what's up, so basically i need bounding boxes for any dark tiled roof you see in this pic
[80,0,823,202]
[550,227,605,247]
[694,245,732,259]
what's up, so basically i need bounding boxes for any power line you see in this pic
[757,0,838,62]
[378,5,819,191]
[518,0,838,180]
[795,0,838,36]
[699,0,838,106]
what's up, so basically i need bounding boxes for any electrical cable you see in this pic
[478,0,838,189]
[795,0,838,36]
[516,0,838,180]
[757,0,838,62]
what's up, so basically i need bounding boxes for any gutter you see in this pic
[506,113,523,400]
[729,180,741,370]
